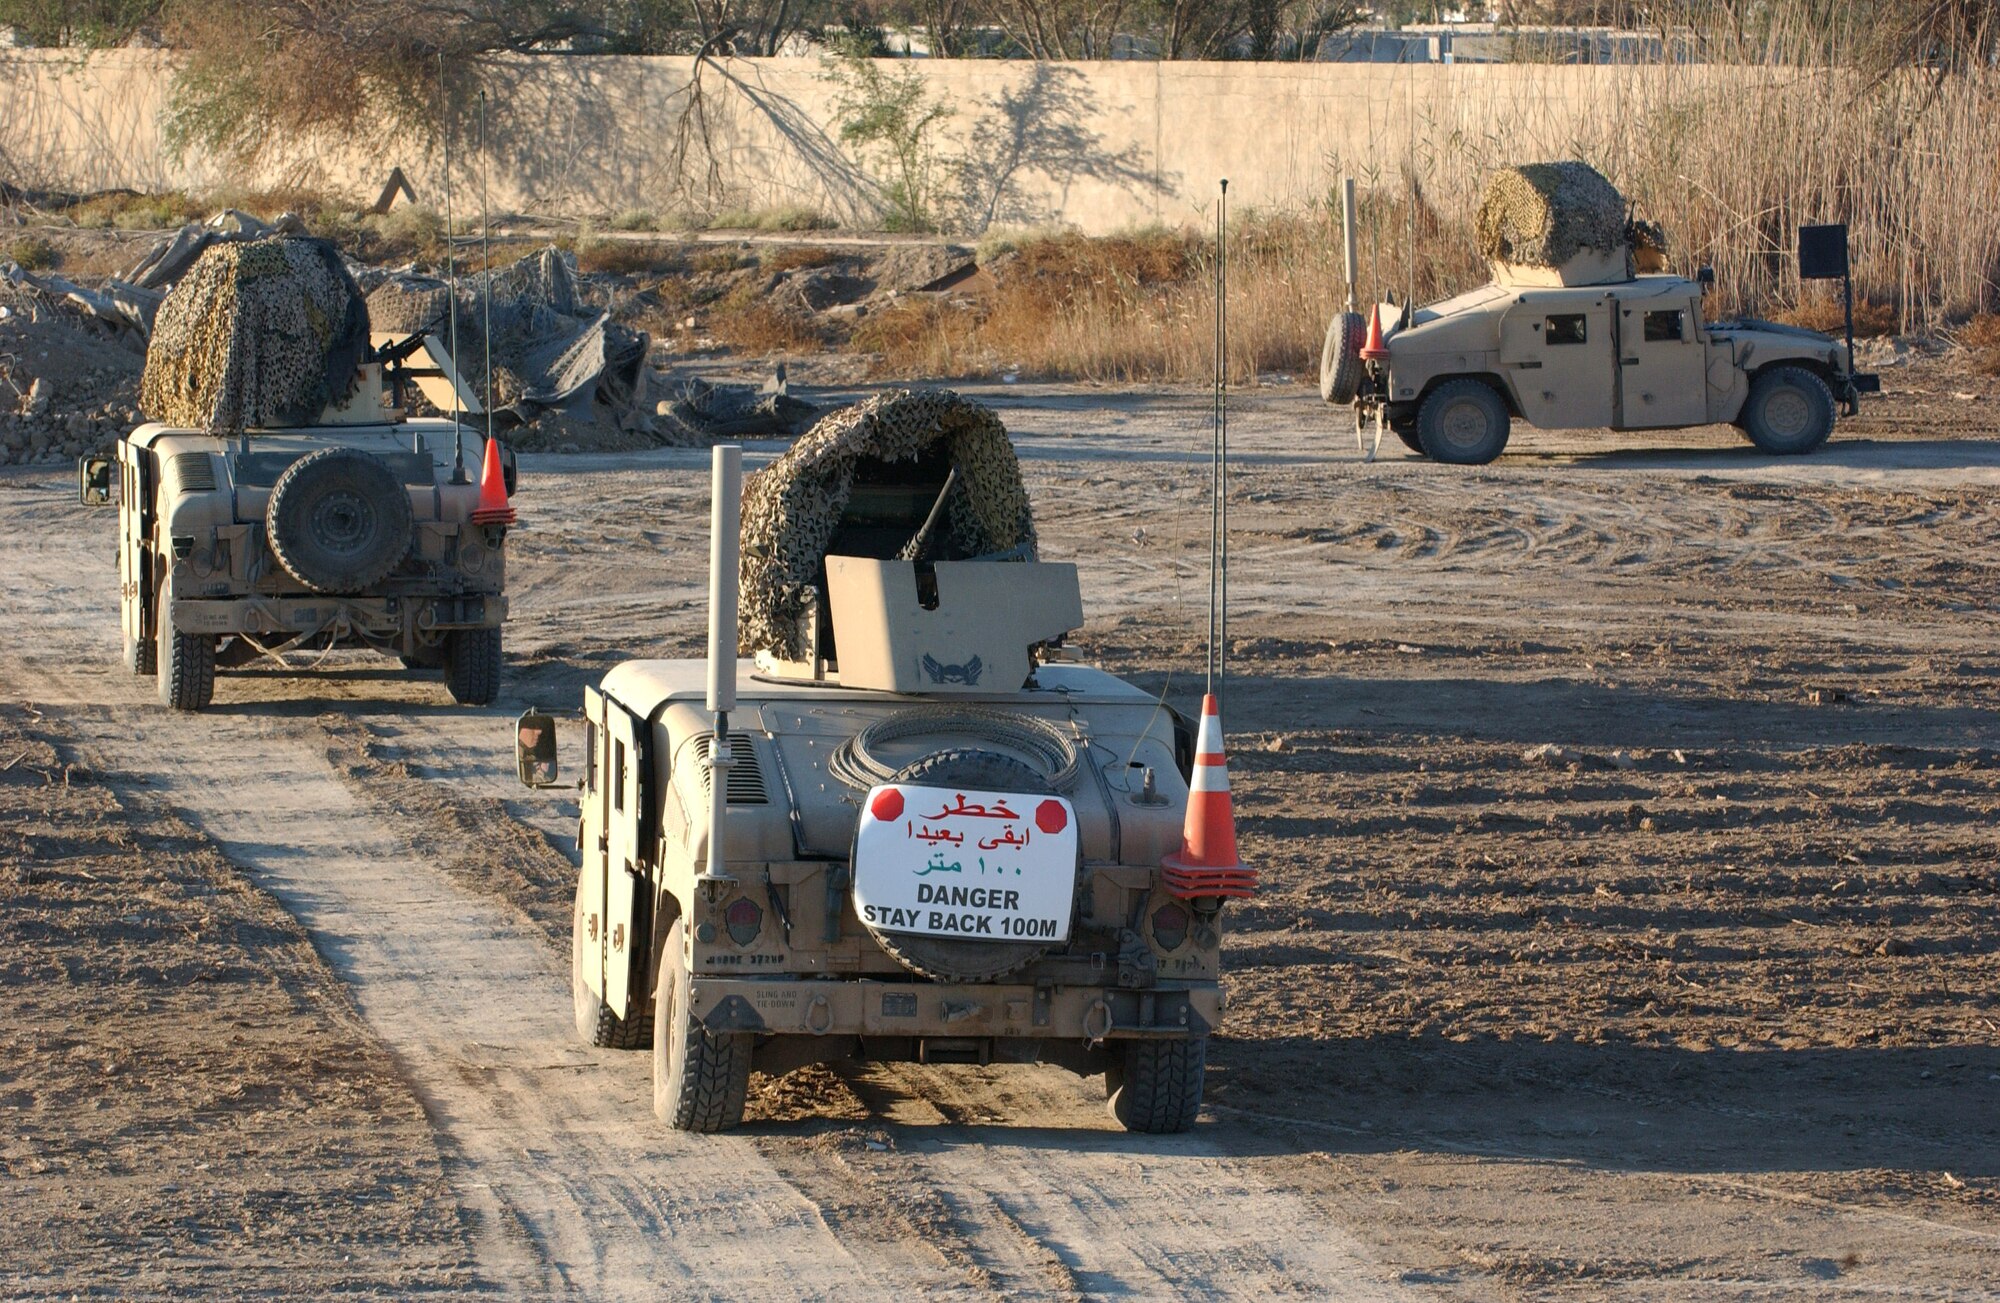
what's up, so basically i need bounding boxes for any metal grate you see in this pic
[170,452,216,492]
[691,732,769,804]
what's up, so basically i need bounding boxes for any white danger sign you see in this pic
[854,782,1077,943]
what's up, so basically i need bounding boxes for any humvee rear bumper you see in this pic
[688,974,1219,1041]
[170,593,506,637]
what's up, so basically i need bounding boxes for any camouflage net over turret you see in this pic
[739,389,1037,661]
[1475,162,1628,269]
[140,237,369,431]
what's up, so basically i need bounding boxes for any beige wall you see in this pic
[0,50,1736,234]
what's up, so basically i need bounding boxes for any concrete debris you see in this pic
[1521,743,1582,766]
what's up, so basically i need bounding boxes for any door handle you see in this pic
[1621,358,1639,366]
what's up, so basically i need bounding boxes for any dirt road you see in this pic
[4,378,1998,1298]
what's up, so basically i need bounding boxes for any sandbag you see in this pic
[1475,162,1627,269]
[738,389,1035,661]
[140,237,369,431]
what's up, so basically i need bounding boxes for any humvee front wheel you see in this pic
[1392,422,1424,455]
[445,627,502,705]
[155,575,214,711]
[653,920,751,1132]
[572,887,649,1050]
[1741,365,1834,455]
[1416,379,1510,465]
[1106,1036,1206,1134]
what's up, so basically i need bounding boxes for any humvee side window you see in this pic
[584,720,599,793]
[1545,314,1587,345]
[613,739,627,812]
[1644,310,1685,342]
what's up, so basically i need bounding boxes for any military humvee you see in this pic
[79,336,515,711]
[1322,245,1879,464]
[519,416,1224,1134]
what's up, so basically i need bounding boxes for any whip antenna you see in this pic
[479,89,494,454]
[1209,178,1230,710]
[438,55,467,484]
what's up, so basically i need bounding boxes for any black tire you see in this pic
[1416,379,1511,465]
[155,573,215,711]
[860,749,1075,984]
[653,920,751,1132]
[572,884,649,1050]
[1740,365,1834,455]
[1319,310,1367,405]
[266,447,413,594]
[1106,1037,1206,1134]
[445,627,502,705]
[124,626,155,675]
[1392,423,1424,455]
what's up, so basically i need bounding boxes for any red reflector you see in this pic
[870,787,905,822]
[1035,799,1068,834]
[724,897,762,947]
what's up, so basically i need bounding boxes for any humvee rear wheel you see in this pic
[1319,310,1367,405]
[1416,379,1510,465]
[572,886,649,1050]
[155,575,214,712]
[123,626,155,675]
[653,920,751,1132]
[445,627,502,705]
[1106,1036,1206,1134]
[1741,365,1834,455]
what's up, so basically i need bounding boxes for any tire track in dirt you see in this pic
[39,699,932,1301]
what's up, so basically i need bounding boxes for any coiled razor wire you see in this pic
[826,706,1083,794]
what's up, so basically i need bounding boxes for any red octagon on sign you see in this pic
[870,787,905,822]
[1035,799,1068,834]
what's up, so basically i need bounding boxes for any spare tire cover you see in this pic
[266,447,414,594]
[858,748,1079,983]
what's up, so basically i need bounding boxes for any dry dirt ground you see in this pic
[3,366,1999,1299]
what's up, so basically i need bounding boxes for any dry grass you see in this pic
[4,236,58,270]
[761,245,843,273]
[1963,315,2000,376]
[1773,294,1900,337]
[577,239,682,277]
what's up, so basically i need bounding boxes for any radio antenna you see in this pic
[1209,178,1229,710]
[438,55,467,485]
[479,89,494,455]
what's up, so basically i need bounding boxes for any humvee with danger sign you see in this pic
[518,392,1227,1133]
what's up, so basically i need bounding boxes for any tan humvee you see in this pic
[520,437,1222,1135]
[1325,249,1878,464]
[79,338,514,711]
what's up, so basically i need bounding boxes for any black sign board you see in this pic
[1798,224,1850,281]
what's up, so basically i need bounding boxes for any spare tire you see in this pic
[1319,309,1367,404]
[859,748,1079,984]
[266,447,413,593]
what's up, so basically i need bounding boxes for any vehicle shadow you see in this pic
[767,1035,1997,1183]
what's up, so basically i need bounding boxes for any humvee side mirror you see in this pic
[1696,266,1716,293]
[515,708,561,788]
[78,454,114,506]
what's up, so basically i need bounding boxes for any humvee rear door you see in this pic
[1617,299,1706,428]
[576,688,611,1003]
[600,698,649,1017]
[120,443,151,650]
[1500,298,1614,429]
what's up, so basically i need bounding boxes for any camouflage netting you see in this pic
[139,237,368,431]
[739,389,1036,661]
[1475,162,1628,269]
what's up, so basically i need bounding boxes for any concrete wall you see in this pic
[0,50,1737,234]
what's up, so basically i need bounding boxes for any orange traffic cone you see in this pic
[469,436,516,527]
[1160,693,1257,900]
[1359,304,1390,362]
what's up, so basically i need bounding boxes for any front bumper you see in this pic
[689,974,1220,1041]
[170,592,506,637]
